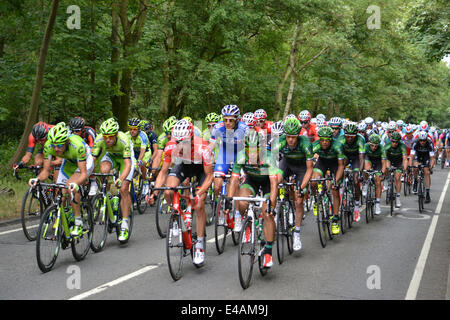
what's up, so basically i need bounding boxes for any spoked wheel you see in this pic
[365,184,372,223]
[389,182,394,216]
[90,194,108,253]
[135,176,148,215]
[276,202,289,264]
[418,181,424,213]
[316,199,327,248]
[339,191,347,235]
[36,204,61,273]
[166,214,184,281]
[21,188,44,241]
[214,199,228,254]
[238,216,255,289]
[205,188,216,226]
[155,193,170,238]
[71,201,93,261]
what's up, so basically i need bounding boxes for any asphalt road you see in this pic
[1,168,449,301]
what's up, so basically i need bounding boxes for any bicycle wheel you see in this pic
[389,179,394,216]
[403,173,408,196]
[286,200,295,254]
[21,188,44,241]
[365,183,372,223]
[339,188,347,234]
[136,176,148,215]
[418,180,424,213]
[166,213,184,281]
[90,194,108,252]
[276,202,287,264]
[71,200,93,261]
[238,216,255,289]
[36,204,61,273]
[214,199,228,254]
[315,198,327,248]
[205,187,216,226]
[155,193,170,238]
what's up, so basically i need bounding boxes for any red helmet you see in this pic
[254,109,267,120]
[298,110,311,122]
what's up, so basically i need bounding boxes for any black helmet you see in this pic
[69,116,85,132]
[31,122,50,140]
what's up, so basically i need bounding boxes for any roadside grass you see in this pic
[0,175,30,222]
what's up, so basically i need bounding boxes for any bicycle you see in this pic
[90,173,132,251]
[275,181,296,264]
[310,176,334,248]
[410,165,428,213]
[362,170,382,223]
[150,184,200,281]
[14,166,55,241]
[440,146,449,169]
[205,180,216,226]
[227,195,271,289]
[35,182,93,273]
[132,164,148,215]
[403,165,412,196]
[339,168,355,233]
[385,167,399,216]
[214,174,239,254]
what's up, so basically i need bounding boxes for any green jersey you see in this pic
[384,141,407,162]
[364,143,386,161]
[272,135,314,165]
[312,140,345,161]
[157,133,170,150]
[43,134,88,172]
[337,134,366,158]
[92,131,132,160]
[232,149,282,182]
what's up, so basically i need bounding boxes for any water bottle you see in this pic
[183,211,192,231]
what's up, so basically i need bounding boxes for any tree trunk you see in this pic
[8,0,59,167]
[110,0,121,120]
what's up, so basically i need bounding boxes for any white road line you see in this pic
[207,232,230,243]
[69,265,159,300]
[405,171,450,300]
[0,224,38,236]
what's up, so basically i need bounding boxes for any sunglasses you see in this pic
[319,137,332,141]
[224,118,236,123]
[345,134,356,137]
[369,143,379,147]
[51,143,65,148]
[103,134,117,139]
[207,124,215,128]
[301,121,309,124]
[128,126,139,130]
[331,127,340,130]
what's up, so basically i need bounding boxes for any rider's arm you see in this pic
[34,158,51,183]
[198,165,214,197]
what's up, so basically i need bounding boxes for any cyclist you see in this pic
[329,117,344,140]
[254,109,273,136]
[298,110,318,143]
[271,118,314,251]
[337,122,366,221]
[409,131,435,203]
[152,117,178,172]
[363,134,387,215]
[444,129,450,167]
[385,131,408,208]
[163,119,214,267]
[91,118,135,242]
[242,112,258,130]
[357,122,368,141]
[225,130,282,268]
[202,112,221,142]
[126,118,151,181]
[210,105,248,230]
[311,126,345,235]
[29,123,94,236]
[402,125,415,156]
[141,121,159,163]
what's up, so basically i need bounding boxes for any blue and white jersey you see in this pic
[210,120,249,165]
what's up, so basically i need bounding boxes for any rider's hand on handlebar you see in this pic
[28,178,39,188]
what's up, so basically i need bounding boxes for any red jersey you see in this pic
[300,123,318,143]
[257,120,273,135]
[167,136,214,166]
[27,123,54,153]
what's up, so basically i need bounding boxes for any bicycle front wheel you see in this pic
[155,193,170,238]
[214,199,228,254]
[315,199,327,248]
[166,214,184,281]
[238,216,255,289]
[21,188,44,241]
[276,202,287,264]
[36,204,61,273]
[71,200,93,261]
[90,194,108,252]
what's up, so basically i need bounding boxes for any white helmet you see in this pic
[396,120,404,127]
[387,121,397,130]
[418,131,428,141]
[316,113,326,120]
[365,117,374,125]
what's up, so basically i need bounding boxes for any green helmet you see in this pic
[205,112,220,123]
[100,118,119,135]
[139,119,148,129]
[245,130,261,148]
[48,123,69,144]
[182,116,192,123]
[318,126,333,139]
[390,131,401,142]
[163,117,177,134]
[344,122,358,135]
[368,133,381,145]
[284,118,301,135]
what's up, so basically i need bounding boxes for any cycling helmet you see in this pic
[172,119,193,142]
[298,110,311,122]
[387,121,396,131]
[396,120,404,127]
[430,126,436,133]
[329,117,343,127]
[365,117,374,125]
[368,133,381,145]
[419,120,428,131]
[344,122,358,135]
[31,122,50,140]
[390,131,402,142]
[271,121,284,135]
[48,123,69,144]
[358,122,367,131]
[285,114,297,121]
[418,131,428,141]
[254,109,267,120]
[205,112,220,123]
[242,112,257,127]
[182,116,193,123]
[245,130,261,148]
[163,117,177,134]
[316,118,327,128]
[128,118,141,127]
[142,122,151,133]
[139,120,148,129]
[69,116,85,132]
[100,118,119,135]
[284,118,301,135]
[405,125,413,134]
[316,114,326,120]
[221,105,240,117]
[366,129,374,137]
[317,126,333,138]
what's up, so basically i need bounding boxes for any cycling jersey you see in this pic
[410,139,434,164]
[171,136,214,166]
[126,130,149,154]
[402,135,415,155]
[364,143,387,161]
[157,133,171,150]
[385,141,407,167]
[312,140,345,176]
[336,134,365,158]
[272,135,314,166]
[232,149,282,182]
[83,126,96,148]
[300,123,318,143]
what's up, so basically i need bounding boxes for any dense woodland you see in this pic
[0,0,448,167]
